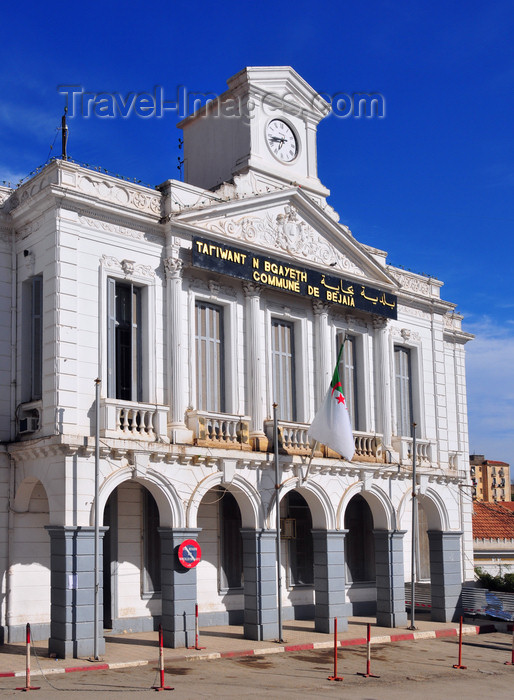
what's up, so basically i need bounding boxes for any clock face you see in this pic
[266,119,298,162]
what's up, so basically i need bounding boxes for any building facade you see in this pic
[470,455,511,502]
[0,67,474,658]
[473,500,514,576]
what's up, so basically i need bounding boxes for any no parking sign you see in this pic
[177,539,202,569]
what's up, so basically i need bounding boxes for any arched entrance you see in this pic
[340,486,407,628]
[8,478,51,642]
[102,481,163,633]
[280,490,314,617]
[344,494,376,615]
[196,486,244,625]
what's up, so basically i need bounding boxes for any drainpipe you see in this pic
[5,451,16,642]
[5,225,18,640]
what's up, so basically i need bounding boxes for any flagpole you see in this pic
[408,422,417,630]
[273,403,284,643]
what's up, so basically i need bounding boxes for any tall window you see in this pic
[107,279,142,401]
[344,495,375,583]
[394,346,413,436]
[416,503,430,581]
[283,491,314,586]
[22,276,43,402]
[219,489,243,590]
[142,490,161,595]
[337,335,359,430]
[271,319,296,421]
[195,301,224,412]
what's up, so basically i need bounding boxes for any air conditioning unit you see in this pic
[19,416,39,434]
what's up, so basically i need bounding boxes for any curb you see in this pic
[0,623,501,679]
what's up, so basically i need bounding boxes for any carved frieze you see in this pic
[77,173,161,217]
[79,213,145,240]
[196,204,365,277]
[389,270,438,298]
[397,303,431,320]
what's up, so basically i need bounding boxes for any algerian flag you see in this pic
[308,343,355,461]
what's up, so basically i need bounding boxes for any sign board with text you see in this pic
[191,236,397,319]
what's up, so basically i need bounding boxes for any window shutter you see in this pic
[31,277,43,400]
[107,277,116,398]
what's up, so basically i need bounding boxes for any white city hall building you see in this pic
[0,67,474,658]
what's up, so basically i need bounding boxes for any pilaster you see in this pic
[373,529,408,627]
[428,530,463,622]
[240,528,277,641]
[312,529,351,633]
[164,258,193,444]
[242,282,267,450]
[46,526,107,659]
[159,527,201,648]
[312,301,331,410]
[373,318,392,449]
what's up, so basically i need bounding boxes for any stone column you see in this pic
[374,529,408,627]
[164,257,192,444]
[373,317,392,449]
[240,529,277,641]
[46,526,107,659]
[428,530,463,622]
[312,301,331,410]
[159,528,201,648]
[242,282,267,450]
[312,530,351,633]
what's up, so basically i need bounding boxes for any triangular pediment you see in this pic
[173,188,399,291]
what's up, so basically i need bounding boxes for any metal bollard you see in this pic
[327,617,343,681]
[152,624,174,692]
[15,623,40,691]
[357,623,380,678]
[452,616,467,670]
[504,624,514,666]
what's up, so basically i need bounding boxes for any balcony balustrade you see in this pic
[393,436,434,467]
[264,421,384,461]
[187,410,251,450]
[101,398,169,442]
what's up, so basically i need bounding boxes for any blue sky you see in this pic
[1,1,512,470]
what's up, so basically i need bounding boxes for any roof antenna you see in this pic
[61,104,68,161]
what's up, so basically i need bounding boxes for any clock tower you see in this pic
[178,66,331,201]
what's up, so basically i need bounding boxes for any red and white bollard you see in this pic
[188,604,205,650]
[327,617,343,681]
[357,623,380,678]
[152,624,174,692]
[504,624,514,666]
[15,623,40,691]
[452,616,467,670]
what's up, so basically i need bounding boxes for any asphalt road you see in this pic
[1,632,513,698]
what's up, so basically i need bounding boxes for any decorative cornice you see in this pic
[190,277,237,298]
[391,326,421,342]
[390,269,442,299]
[101,254,156,279]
